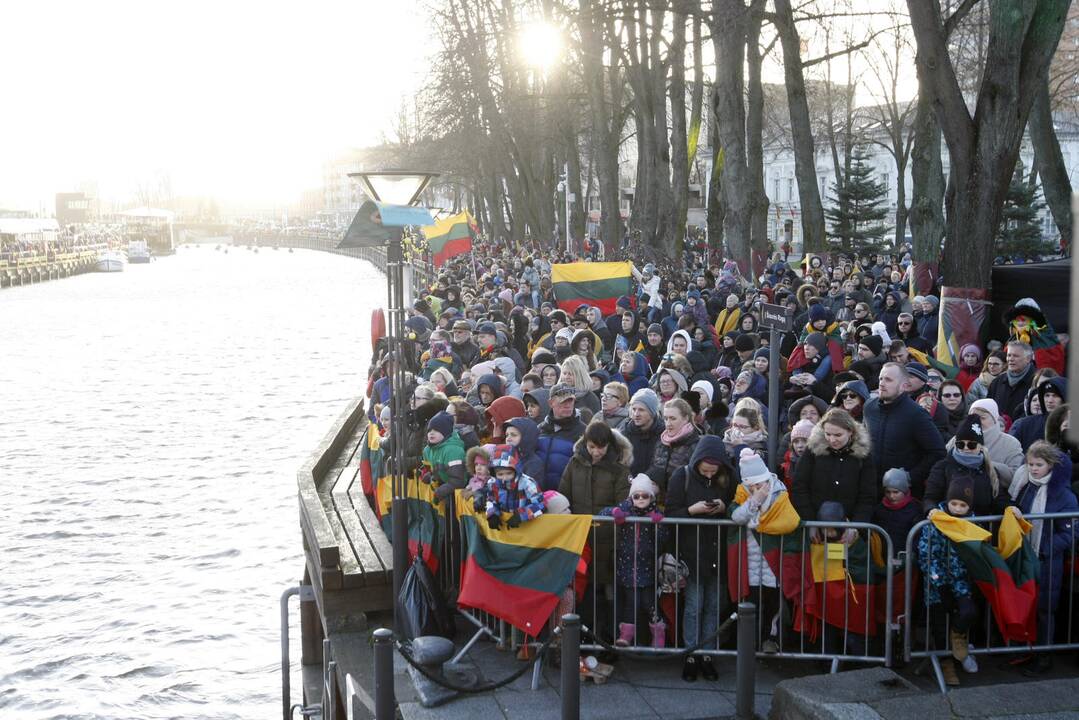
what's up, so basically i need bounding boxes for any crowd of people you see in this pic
[365,242,1076,685]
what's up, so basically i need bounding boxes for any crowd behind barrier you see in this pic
[361,238,1078,686]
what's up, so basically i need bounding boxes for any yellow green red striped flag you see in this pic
[422,211,476,267]
[551,261,633,315]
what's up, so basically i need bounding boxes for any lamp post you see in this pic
[348,169,439,621]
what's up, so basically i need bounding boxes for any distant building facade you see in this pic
[55,192,93,226]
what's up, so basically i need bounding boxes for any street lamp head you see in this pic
[348,169,440,207]
[518,21,562,73]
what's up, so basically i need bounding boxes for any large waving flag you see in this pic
[422,211,476,267]
[454,492,592,635]
[928,507,1037,643]
[551,261,633,315]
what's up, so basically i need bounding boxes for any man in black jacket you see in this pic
[987,341,1036,422]
[617,388,665,476]
[863,363,946,500]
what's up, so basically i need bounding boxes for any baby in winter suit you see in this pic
[474,444,544,530]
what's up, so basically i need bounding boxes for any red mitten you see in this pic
[611,507,627,525]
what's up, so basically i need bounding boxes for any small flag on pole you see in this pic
[422,211,477,267]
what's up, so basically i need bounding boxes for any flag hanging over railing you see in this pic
[422,211,477,267]
[551,261,633,315]
[454,492,592,635]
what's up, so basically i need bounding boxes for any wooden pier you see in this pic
[0,248,104,289]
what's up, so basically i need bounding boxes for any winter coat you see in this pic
[944,422,1023,487]
[987,364,1035,422]
[791,421,877,524]
[421,431,468,489]
[923,451,1010,517]
[1011,455,1079,611]
[646,425,702,497]
[612,352,651,395]
[505,417,544,482]
[864,393,946,499]
[918,505,973,605]
[872,497,923,558]
[451,340,481,371]
[730,475,789,588]
[665,436,739,577]
[536,413,587,492]
[558,431,633,582]
[619,415,665,476]
[600,498,671,588]
[479,471,545,523]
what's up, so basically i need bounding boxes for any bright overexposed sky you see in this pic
[0,0,432,210]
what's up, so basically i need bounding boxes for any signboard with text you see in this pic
[759,302,793,333]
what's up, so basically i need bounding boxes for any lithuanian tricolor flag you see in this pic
[726,485,807,604]
[359,422,385,497]
[551,262,633,315]
[454,492,592,634]
[422,211,476,267]
[929,507,1037,643]
[376,468,446,573]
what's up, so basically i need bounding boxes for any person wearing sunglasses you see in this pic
[923,413,1011,517]
[831,379,870,420]
[936,379,969,442]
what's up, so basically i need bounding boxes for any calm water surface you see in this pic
[0,247,381,719]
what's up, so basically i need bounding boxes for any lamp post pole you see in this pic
[387,233,409,615]
[564,162,571,256]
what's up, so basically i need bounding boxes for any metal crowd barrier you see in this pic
[426,504,897,675]
[902,510,1079,694]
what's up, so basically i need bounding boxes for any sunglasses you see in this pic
[941,392,962,399]
[631,493,653,501]
[897,320,912,326]
[839,392,859,401]
[955,440,980,451]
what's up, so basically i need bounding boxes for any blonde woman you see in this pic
[561,354,600,416]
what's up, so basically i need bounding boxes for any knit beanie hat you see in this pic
[959,343,982,365]
[859,335,883,356]
[647,322,663,336]
[954,414,985,446]
[804,332,828,354]
[630,388,661,419]
[947,476,975,506]
[629,474,658,499]
[809,304,829,323]
[735,333,757,352]
[556,327,575,343]
[753,347,770,361]
[691,380,714,403]
[738,448,772,485]
[426,411,455,440]
[882,468,911,494]
[818,501,846,523]
[543,490,571,515]
[969,399,1000,424]
[531,348,557,366]
[791,419,815,441]
[905,361,929,383]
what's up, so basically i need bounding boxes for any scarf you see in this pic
[1025,471,1051,555]
[724,428,766,447]
[882,492,915,511]
[1006,365,1030,387]
[952,448,983,468]
[660,421,695,446]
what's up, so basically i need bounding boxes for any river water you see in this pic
[0,247,381,719]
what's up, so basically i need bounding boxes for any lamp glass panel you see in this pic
[363,175,429,206]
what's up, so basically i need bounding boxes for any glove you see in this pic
[433,483,454,504]
[648,511,664,524]
[473,495,486,513]
[507,515,521,529]
[419,467,433,485]
[612,507,627,525]
[487,513,502,530]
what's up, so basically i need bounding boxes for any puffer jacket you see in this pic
[612,352,651,395]
[558,431,633,582]
[923,450,1010,517]
[646,425,701,497]
[535,413,586,491]
[421,431,467,489]
[791,421,877,524]
[863,393,945,498]
[918,504,973,605]
[665,436,739,577]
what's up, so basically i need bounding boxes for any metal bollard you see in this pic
[561,614,581,720]
[736,602,757,720]
[373,628,395,720]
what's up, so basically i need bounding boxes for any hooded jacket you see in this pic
[1010,377,1068,451]
[616,309,644,353]
[612,351,651,395]
[484,396,526,440]
[471,372,504,409]
[791,421,877,524]
[503,416,543,482]
[665,436,739,576]
[667,329,693,355]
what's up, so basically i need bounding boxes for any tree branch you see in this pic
[943,0,981,39]
[802,30,888,68]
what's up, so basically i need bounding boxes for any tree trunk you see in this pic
[908,93,945,294]
[650,3,675,255]
[1029,77,1072,248]
[707,85,725,263]
[774,0,827,255]
[745,0,770,277]
[670,1,691,257]
[711,0,753,275]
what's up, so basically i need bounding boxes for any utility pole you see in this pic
[559,163,572,255]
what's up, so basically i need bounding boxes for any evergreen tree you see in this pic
[995,161,1052,260]
[825,146,892,252]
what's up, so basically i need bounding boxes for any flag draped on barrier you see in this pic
[929,507,1037,643]
[454,492,592,634]
[422,211,477,267]
[726,484,806,604]
[551,261,633,315]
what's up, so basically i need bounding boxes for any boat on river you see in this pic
[127,240,151,264]
[95,250,126,272]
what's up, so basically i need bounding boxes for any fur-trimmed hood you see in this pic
[806,420,871,459]
[572,427,634,468]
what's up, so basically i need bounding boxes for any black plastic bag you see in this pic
[396,553,455,640]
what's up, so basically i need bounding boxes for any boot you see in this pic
[950,629,969,662]
[1022,655,1052,677]
[649,619,667,649]
[616,622,635,647]
[939,658,960,687]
